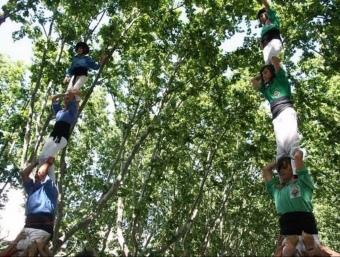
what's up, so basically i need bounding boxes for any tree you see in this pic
[0,0,339,255]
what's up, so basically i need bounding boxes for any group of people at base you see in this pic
[0,42,105,256]
[251,0,339,256]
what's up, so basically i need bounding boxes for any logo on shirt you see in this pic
[289,185,301,198]
[273,90,280,97]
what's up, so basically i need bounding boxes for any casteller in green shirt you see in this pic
[259,68,291,103]
[265,166,314,215]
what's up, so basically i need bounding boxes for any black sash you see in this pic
[50,120,71,142]
[270,96,293,120]
[25,213,54,235]
[72,67,88,86]
[73,66,88,77]
[262,29,282,48]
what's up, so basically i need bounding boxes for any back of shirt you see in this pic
[24,177,58,215]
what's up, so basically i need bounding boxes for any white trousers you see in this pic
[67,75,86,101]
[272,107,300,175]
[16,228,50,253]
[38,136,68,182]
[263,39,283,65]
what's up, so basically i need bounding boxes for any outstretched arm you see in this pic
[262,0,270,10]
[100,52,107,66]
[319,245,340,256]
[261,161,276,182]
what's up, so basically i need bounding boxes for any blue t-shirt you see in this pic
[23,176,58,215]
[66,55,100,77]
[52,100,77,125]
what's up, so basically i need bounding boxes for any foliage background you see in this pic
[0,0,339,256]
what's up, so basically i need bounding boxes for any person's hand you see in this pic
[63,77,70,84]
[283,244,298,257]
[301,247,331,257]
[13,231,27,243]
[318,244,340,256]
[273,235,284,257]
[35,236,51,257]
[260,41,264,49]
[35,240,45,251]
[301,231,315,251]
[69,89,81,96]
[100,52,107,60]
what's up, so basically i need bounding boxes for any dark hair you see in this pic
[75,42,90,55]
[277,156,292,172]
[75,249,97,257]
[260,64,276,83]
[257,8,267,19]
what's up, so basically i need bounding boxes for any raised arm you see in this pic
[51,93,66,103]
[37,157,55,182]
[21,161,39,183]
[293,149,304,170]
[262,0,270,10]
[261,161,276,182]
[251,74,261,89]
[271,56,281,71]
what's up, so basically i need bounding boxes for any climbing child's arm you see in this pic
[262,0,270,10]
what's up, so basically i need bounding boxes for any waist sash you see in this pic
[262,29,282,48]
[50,120,71,142]
[25,213,54,235]
[270,96,293,120]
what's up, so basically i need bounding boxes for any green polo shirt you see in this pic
[259,68,291,103]
[265,166,314,214]
[260,7,280,37]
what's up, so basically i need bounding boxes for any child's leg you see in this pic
[273,108,300,176]
[67,76,75,91]
[38,137,68,182]
[282,235,299,256]
[263,39,283,65]
[40,137,68,157]
[70,75,86,102]
[284,108,300,176]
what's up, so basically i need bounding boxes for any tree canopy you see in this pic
[0,0,339,256]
